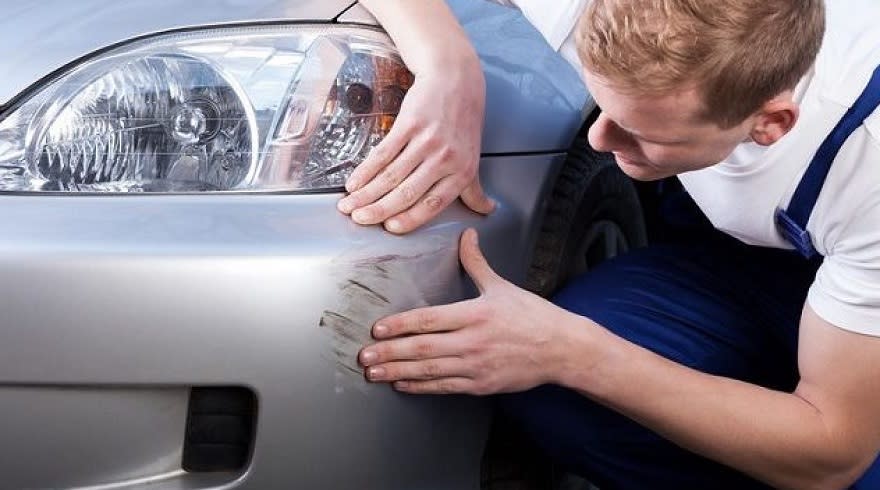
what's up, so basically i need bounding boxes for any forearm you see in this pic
[358,0,479,75]
[556,316,867,490]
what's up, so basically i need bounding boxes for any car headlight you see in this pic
[0,25,412,193]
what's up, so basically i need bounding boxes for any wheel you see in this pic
[526,137,647,297]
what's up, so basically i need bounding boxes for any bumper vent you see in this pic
[182,387,256,473]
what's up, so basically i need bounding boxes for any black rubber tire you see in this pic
[526,137,648,298]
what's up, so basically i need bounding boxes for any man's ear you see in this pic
[750,94,799,146]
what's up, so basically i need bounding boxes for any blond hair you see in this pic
[577,0,826,128]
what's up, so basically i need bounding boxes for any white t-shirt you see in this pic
[490,0,588,76]
[509,0,880,336]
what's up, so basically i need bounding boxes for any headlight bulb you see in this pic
[168,98,220,145]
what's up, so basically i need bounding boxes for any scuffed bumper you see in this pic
[0,153,564,489]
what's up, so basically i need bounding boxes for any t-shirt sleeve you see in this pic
[808,194,880,335]
[495,0,589,50]
[483,0,589,77]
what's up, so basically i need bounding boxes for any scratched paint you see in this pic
[319,242,464,389]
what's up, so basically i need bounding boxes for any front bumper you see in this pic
[0,153,564,489]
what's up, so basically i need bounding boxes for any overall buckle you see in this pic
[775,208,818,259]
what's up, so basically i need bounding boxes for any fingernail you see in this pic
[346,179,360,192]
[367,367,385,380]
[338,199,353,214]
[385,219,402,233]
[352,209,370,223]
[373,324,389,337]
[393,381,408,390]
[361,350,377,364]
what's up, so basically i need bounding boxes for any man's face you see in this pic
[584,72,755,181]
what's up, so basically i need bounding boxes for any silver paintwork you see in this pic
[336,3,378,25]
[1,387,188,489]
[0,0,589,488]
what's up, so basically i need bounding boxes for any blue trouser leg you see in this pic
[498,229,825,489]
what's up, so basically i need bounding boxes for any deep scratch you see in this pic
[319,310,363,343]
[345,279,390,304]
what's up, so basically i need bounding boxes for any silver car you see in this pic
[0,1,645,489]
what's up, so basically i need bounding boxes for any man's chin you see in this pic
[614,155,666,181]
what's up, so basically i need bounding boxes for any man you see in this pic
[354,0,880,488]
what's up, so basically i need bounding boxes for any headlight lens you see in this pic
[0,26,412,193]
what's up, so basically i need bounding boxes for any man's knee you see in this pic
[496,384,629,474]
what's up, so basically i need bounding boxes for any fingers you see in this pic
[352,172,495,234]
[392,378,481,395]
[349,161,447,229]
[345,121,412,193]
[365,357,470,382]
[458,229,501,293]
[460,176,495,215]
[359,331,468,367]
[372,300,482,340]
[338,143,424,221]
[382,175,461,234]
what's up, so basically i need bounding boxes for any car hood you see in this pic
[0,0,356,107]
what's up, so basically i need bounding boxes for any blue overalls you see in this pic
[498,66,880,490]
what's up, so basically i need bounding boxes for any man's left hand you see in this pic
[358,228,575,395]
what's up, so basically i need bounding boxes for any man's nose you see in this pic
[588,112,630,153]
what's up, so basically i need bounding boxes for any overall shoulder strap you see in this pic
[775,65,880,259]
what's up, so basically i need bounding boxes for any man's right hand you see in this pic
[338,0,495,234]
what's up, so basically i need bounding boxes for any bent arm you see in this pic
[358,0,478,74]
[559,305,880,489]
